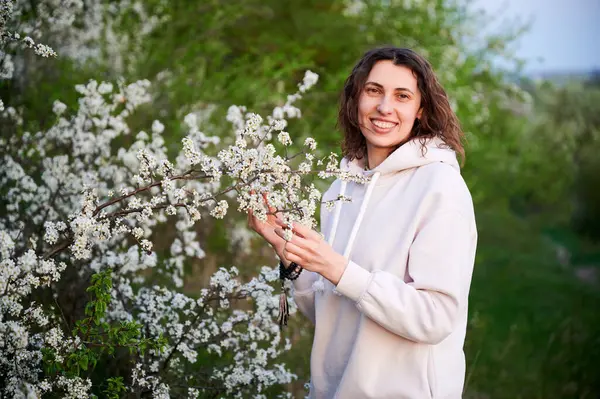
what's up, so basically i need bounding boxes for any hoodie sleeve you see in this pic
[334,209,476,344]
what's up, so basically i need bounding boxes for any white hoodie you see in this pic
[292,137,477,399]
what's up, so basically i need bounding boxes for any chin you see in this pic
[366,135,404,150]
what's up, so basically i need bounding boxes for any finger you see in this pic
[274,228,310,248]
[262,192,278,214]
[247,210,267,234]
[273,227,288,241]
[289,221,321,241]
[283,241,305,261]
[262,193,287,223]
[274,218,286,227]
[247,208,260,225]
[247,210,255,229]
[273,218,305,237]
[283,249,304,267]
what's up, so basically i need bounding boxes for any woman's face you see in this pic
[358,60,423,160]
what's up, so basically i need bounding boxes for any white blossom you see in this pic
[210,200,229,219]
[304,137,317,150]
[277,132,292,146]
[44,222,59,245]
[0,66,349,397]
[52,100,67,115]
[183,113,197,129]
[298,70,319,93]
[152,120,165,134]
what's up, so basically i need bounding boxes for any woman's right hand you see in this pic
[247,192,289,265]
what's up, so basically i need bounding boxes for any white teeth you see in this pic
[372,120,397,129]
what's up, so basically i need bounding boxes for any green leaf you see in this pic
[79,355,89,371]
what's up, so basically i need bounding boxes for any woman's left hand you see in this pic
[274,220,348,285]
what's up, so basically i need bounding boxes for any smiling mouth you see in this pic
[371,119,398,129]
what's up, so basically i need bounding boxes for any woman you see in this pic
[249,47,477,399]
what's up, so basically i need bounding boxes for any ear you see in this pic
[416,107,423,119]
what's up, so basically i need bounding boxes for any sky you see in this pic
[472,0,600,73]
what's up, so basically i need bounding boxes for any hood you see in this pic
[340,136,459,177]
[312,137,459,293]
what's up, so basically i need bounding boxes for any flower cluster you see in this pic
[0,7,364,397]
[0,65,365,396]
[0,0,168,116]
[123,266,295,397]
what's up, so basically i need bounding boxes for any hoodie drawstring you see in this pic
[312,172,381,293]
[327,181,347,247]
[343,172,380,258]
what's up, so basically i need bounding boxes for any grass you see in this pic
[464,208,600,398]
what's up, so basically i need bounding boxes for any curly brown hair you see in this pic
[338,47,465,164]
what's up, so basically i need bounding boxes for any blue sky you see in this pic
[472,0,600,72]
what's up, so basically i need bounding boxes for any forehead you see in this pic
[366,60,418,91]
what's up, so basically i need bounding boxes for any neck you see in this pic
[366,146,391,170]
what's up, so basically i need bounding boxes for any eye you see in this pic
[365,87,380,94]
[397,93,410,100]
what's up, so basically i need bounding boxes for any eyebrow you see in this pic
[365,81,415,95]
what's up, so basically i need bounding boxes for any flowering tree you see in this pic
[1,0,170,116]
[1,2,360,397]
[0,62,367,396]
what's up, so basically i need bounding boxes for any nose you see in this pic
[376,97,392,114]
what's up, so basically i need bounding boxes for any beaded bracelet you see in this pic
[277,260,303,327]
[279,260,303,281]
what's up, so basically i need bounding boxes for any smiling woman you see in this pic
[249,47,477,399]
[340,47,465,170]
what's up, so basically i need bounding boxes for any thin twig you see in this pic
[92,169,204,217]
[43,239,71,260]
